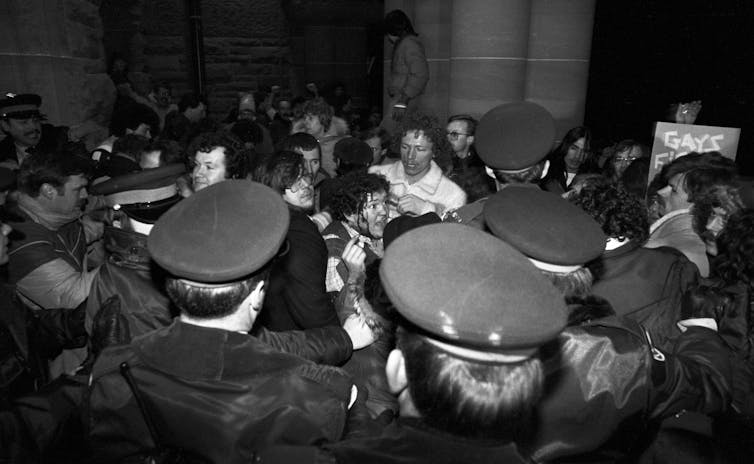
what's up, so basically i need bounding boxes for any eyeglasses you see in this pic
[289,174,312,193]
[614,155,640,163]
[446,131,470,141]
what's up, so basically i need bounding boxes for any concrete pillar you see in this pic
[411,0,451,120]
[383,0,595,137]
[525,0,596,135]
[449,0,531,118]
[0,0,115,142]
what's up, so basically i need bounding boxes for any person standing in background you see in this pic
[382,10,429,133]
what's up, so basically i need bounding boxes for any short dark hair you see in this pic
[329,171,390,221]
[279,132,320,153]
[142,138,185,166]
[178,93,205,113]
[302,98,333,133]
[447,114,477,136]
[383,9,417,37]
[17,151,90,197]
[649,152,738,200]
[165,269,269,319]
[252,150,304,194]
[684,167,738,204]
[570,182,649,244]
[110,102,159,137]
[230,119,263,146]
[112,134,150,162]
[619,157,650,200]
[492,161,546,185]
[359,126,390,149]
[397,327,543,440]
[187,131,248,180]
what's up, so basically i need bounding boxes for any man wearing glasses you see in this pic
[446,114,483,171]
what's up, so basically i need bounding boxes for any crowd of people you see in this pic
[1,8,754,464]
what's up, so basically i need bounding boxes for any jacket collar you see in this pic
[388,160,443,195]
[649,208,691,235]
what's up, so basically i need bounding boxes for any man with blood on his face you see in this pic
[322,171,390,295]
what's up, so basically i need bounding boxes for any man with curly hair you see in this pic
[369,112,465,219]
[691,182,747,257]
[188,131,248,193]
[322,171,390,295]
[569,180,699,350]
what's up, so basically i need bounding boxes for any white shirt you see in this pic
[369,160,466,219]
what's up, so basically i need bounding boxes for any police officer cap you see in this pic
[0,168,16,192]
[149,180,289,283]
[334,137,373,166]
[383,212,441,249]
[89,164,185,224]
[475,102,555,170]
[483,187,606,271]
[0,93,42,119]
[381,223,566,358]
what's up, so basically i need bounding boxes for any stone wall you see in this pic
[102,0,293,120]
[1,0,115,146]
[101,0,383,121]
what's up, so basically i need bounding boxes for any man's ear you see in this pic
[540,160,551,179]
[385,348,408,395]
[40,182,57,200]
[467,135,475,146]
[0,120,9,133]
[247,280,265,313]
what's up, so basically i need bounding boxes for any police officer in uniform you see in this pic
[0,93,56,169]
[483,187,733,462]
[324,223,568,463]
[88,181,363,463]
[444,101,556,229]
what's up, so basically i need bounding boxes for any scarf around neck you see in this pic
[17,192,82,231]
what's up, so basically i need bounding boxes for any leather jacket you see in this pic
[520,315,732,462]
[88,320,355,464]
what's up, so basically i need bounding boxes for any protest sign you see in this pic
[648,122,740,185]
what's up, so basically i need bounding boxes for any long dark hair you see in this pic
[384,10,417,37]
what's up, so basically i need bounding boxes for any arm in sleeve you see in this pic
[255,326,353,366]
[399,39,429,101]
[433,184,467,217]
[648,326,732,419]
[16,258,99,310]
[282,221,340,328]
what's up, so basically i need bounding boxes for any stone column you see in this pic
[411,0,451,120]
[0,0,115,145]
[383,0,595,137]
[448,0,531,118]
[525,0,596,135]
